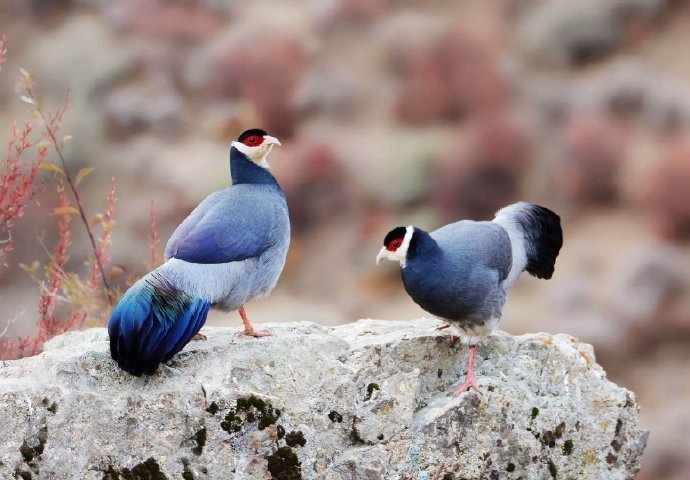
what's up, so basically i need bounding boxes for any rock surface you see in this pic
[0,319,648,479]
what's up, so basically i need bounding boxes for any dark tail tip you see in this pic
[520,204,563,279]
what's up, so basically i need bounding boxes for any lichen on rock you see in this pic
[0,319,648,479]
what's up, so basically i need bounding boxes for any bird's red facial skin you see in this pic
[242,135,265,147]
[386,238,403,252]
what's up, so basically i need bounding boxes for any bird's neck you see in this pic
[406,228,438,263]
[230,147,280,187]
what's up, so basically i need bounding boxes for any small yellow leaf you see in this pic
[36,139,53,149]
[91,213,104,225]
[19,261,40,273]
[54,206,79,216]
[39,162,65,176]
[108,265,127,280]
[75,167,94,186]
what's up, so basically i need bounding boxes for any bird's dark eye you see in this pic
[242,135,264,147]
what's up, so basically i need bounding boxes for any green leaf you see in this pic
[75,167,94,186]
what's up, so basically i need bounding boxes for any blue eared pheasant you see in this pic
[108,129,290,376]
[376,202,562,395]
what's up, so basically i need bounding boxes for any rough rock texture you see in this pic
[0,319,648,479]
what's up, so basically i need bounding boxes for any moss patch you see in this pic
[265,446,302,480]
[562,440,574,455]
[328,411,343,423]
[13,469,32,480]
[205,402,219,416]
[364,383,380,401]
[285,431,306,448]
[350,417,365,445]
[541,422,566,448]
[41,398,57,414]
[102,457,167,480]
[19,423,47,463]
[221,395,281,434]
[191,427,206,456]
[547,459,557,479]
[181,458,195,480]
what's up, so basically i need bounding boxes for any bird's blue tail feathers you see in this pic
[108,272,210,376]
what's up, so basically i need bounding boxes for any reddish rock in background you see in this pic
[189,30,308,138]
[645,136,690,240]
[112,0,228,43]
[394,25,508,125]
[557,113,625,206]
[274,140,354,233]
[429,112,532,221]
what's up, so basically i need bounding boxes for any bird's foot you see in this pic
[235,325,273,337]
[451,376,482,396]
[435,322,451,331]
[192,332,207,341]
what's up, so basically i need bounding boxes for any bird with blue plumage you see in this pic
[377,202,562,395]
[108,129,290,376]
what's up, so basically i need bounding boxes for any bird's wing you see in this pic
[164,186,277,264]
[431,220,513,282]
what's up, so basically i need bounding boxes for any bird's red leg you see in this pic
[236,306,272,337]
[452,345,482,396]
[192,332,207,341]
[435,322,451,331]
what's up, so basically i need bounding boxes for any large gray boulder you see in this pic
[0,319,647,479]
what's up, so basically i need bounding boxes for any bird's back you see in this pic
[402,220,512,322]
[163,183,289,309]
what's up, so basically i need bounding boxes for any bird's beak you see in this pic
[263,135,282,147]
[375,247,388,265]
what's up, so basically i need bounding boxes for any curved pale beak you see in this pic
[375,247,388,265]
[263,135,282,146]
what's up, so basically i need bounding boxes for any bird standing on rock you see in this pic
[376,202,562,395]
[108,129,290,376]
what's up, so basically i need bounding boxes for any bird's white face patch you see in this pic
[232,135,280,168]
[376,226,414,268]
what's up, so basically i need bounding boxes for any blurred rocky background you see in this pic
[0,0,688,478]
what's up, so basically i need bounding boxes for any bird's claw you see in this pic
[235,326,273,337]
[192,332,207,341]
[451,377,483,396]
[435,323,451,331]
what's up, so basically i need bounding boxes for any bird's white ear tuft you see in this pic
[383,226,415,267]
[232,141,274,169]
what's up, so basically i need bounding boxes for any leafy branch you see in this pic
[18,71,114,305]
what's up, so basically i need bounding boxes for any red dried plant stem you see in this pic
[24,86,114,305]
[0,34,7,65]
[88,177,116,290]
[149,199,160,268]
[34,178,72,354]
[0,121,43,258]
